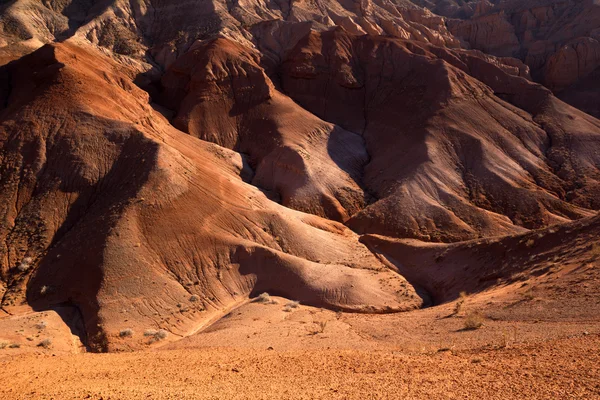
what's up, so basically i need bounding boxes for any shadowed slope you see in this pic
[279,29,600,241]
[361,213,600,304]
[0,40,426,350]
[159,37,371,222]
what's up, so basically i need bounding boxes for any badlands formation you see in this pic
[0,0,599,398]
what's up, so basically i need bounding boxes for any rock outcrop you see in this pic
[442,0,600,116]
[0,41,426,350]
[1,0,600,353]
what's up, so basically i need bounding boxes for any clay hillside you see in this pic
[0,0,599,398]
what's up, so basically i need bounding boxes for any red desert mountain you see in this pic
[0,0,599,354]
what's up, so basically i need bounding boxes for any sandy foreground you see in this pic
[1,335,598,400]
[2,290,599,400]
[2,249,599,399]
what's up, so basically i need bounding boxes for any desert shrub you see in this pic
[35,321,47,330]
[283,300,300,312]
[9,343,20,349]
[144,329,168,342]
[155,329,168,339]
[0,15,31,39]
[189,294,199,302]
[17,257,33,272]
[0,342,7,350]
[119,328,133,338]
[463,312,484,330]
[308,321,327,335]
[38,338,52,349]
[254,292,277,304]
[453,291,467,315]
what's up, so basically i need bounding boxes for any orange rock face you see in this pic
[0,0,600,355]
[442,0,600,116]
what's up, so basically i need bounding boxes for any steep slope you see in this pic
[1,0,600,357]
[1,0,461,67]
[0,40,426,351]
[158,38,369,222]
[362,213,600,304]
[277,29,600,241]
[440,0,600,116]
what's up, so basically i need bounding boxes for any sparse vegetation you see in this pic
[1,341,20,349]
[119,328,134,338]
[35,321,47,330]
[463,312,484,330]
[95,22,141,56]
[308,320,327,335]
[156,329,168,339]
[144,329,168,342]
[17,257,33,272]
[283,300,300,312]
[38,338,52,349]
[254,292,277,304]
[453,291,467,315]
[189,294,200,302]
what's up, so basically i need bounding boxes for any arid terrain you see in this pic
[1,0,599,398]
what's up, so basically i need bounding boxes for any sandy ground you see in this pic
[0,335,598,399]
[1,230,599,399]
[1,287,599,399]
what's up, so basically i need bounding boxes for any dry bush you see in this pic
[38,338,52,349]
[119,328,134,338]
[453,291,467,315]
[155,329,168,340]
[0,342,7,350]
[283,300,300,312]
[35,321,47,330]
[189,294,200,302]
[17,257,33,272]
[144,329,168,342]
[308,320,327,335]
[463,312,484,330]
[254,292,277,304]
[9,343,20,349]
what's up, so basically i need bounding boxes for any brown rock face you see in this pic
[441,0,600,116]
[543,37,600,91]
[0,40,428,350]
[1,0,600,355]
[159,38,369,222]
[279,29,600,241]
